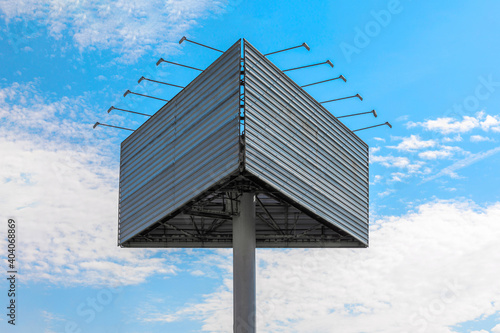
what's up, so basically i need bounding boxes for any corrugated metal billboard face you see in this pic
[118,38,369,248]
[118,40,241,245]
[243,40,369,245]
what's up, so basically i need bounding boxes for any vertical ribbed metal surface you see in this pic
[118,40,241,244]
[243,40,369,245]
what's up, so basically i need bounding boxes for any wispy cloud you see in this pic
[378,188,396,197]
[418,149,453,160]
[443,134,463,143]
[370,174,383,185]
[389,172,409,182]
[41,310,65,332]
[470,135,494,143]
[423,146,500,183]
[0,81,178,286]
[0,0,229,62]
[370,155,424,172]
[388,135,436,152]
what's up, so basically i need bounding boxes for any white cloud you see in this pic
[471,331,489,333]
[388,135,436,152]
[173,200,500,332]
[0,82,178,286]
[418,150,453,160]
[470,135,494,143]
[378,188,395,197]
[407,113,500,135]
[407,116,479,134]
[0,0,229,62]
[374,137,386,142]
[492,323,500,333]
[481,115,500,132]
[389,172,408,182]
[443,134,463,143]
[370,174,383,185]
[371,154,423,172]
[142,313,178,323]
[191,270,206,276]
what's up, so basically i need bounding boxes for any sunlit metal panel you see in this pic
[243,39,369,245]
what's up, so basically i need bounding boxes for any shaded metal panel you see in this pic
[118,40,241,244]
[243,40,369,245]
[122,184,365,248]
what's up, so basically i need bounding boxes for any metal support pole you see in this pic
[233,192,256,333]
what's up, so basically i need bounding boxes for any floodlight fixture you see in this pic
[178,36,224,53]
[337,109,377,119]
[93,122,135,131]
[138,76,185,89]
[107,106,152,117]
[156,58,204,71]
[352,121,392,132]
[123,90,169,102]
[282,60,334,72]
[321,93,363,104]
[301,75,347,88]
[264,42,311,56]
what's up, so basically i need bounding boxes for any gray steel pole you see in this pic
[233,192,256,333]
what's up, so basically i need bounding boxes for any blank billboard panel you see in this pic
[118,40,241,244]
[243,40,369,245]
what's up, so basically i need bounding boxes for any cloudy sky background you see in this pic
[1,0,500,332]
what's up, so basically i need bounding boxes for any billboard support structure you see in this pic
[233,192,256,332]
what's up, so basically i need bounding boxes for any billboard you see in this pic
[118,39,369,248]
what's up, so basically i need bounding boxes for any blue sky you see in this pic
[1,0,500,332]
